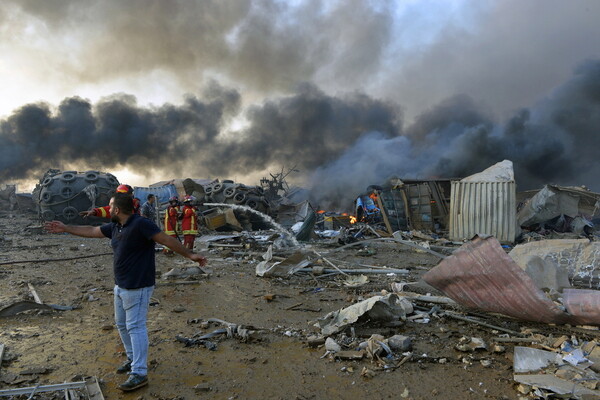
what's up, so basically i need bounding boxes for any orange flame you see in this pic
[350,216,357,224]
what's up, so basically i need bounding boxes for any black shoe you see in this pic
[118,373,148,391]
[116,359,132,374]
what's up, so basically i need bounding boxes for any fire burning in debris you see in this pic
[340,212,357,224]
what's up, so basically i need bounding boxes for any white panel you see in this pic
[449,181,516,243]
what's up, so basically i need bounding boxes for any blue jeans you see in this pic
[114,285,154,376]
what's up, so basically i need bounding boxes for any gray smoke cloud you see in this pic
[4,0,597,120]
[310,60,600,209]
[3,0,394,95]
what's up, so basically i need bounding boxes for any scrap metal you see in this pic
[423,235,600,325]
[0,377,104,399]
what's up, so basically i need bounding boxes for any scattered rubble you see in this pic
[2,161,600,398]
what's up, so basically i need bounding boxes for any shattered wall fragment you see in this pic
[510,239,600,290]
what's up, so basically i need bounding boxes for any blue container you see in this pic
[133,184,178,205]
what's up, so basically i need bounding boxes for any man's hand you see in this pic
[45,220,67,233]
[152,232,208,266]
[190,253,207,267]
[79,210,95,218]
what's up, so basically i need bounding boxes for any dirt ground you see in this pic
[0,212,531,399]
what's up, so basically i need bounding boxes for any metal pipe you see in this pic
[297,268,409,275]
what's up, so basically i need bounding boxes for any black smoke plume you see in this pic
[1,61,599,212]
[0,82,241,180]
[309,60,600,209]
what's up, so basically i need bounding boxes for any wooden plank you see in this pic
[27,283,42,304]
[0,343,5,373]
[85,376,105,400]
[375,194,394,236]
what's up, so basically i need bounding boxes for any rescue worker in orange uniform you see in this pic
[180,195,198,250]
[163,196,181,255]
[80,184,140,219]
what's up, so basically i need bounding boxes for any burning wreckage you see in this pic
[2,159,600,398]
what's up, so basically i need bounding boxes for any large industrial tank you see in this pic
[34,169,120,225]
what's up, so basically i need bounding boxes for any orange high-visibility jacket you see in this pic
[164,205,180,236]
[92,198,141,218]
[181,205,198,235]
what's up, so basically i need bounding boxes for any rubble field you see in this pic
[2,213,599,399]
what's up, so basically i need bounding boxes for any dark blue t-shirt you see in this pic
[100,214,162,289]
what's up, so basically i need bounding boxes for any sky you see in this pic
[0,0,599,209]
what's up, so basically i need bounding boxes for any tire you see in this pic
[62,206,78,220]
[40,190,52,203]
[84,171,99,182]
[41,210,55,220]
[60,171,77,182]
[224,187,236,199]
[204,185,213,195]
[41,177,53,187]
[245,198,259,209]
[106,174,119,186]
[212,183,223,193]
[234,192,247,204]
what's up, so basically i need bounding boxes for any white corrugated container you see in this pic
[449,181,517,243]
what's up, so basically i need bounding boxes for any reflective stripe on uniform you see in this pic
[183,214,197,235]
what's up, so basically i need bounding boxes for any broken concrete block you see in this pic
[492,344,506,353]
[455,337,487,352]
[325,337,341,352]
[387,335,412,351]
[306,335,325,348]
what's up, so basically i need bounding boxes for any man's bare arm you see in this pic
[45,221,105,238]
[152,232,207,266]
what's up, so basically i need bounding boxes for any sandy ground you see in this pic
[0,212,527,399]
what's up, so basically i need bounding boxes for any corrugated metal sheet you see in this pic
[449,181,517,243]
[423,236,600,326]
